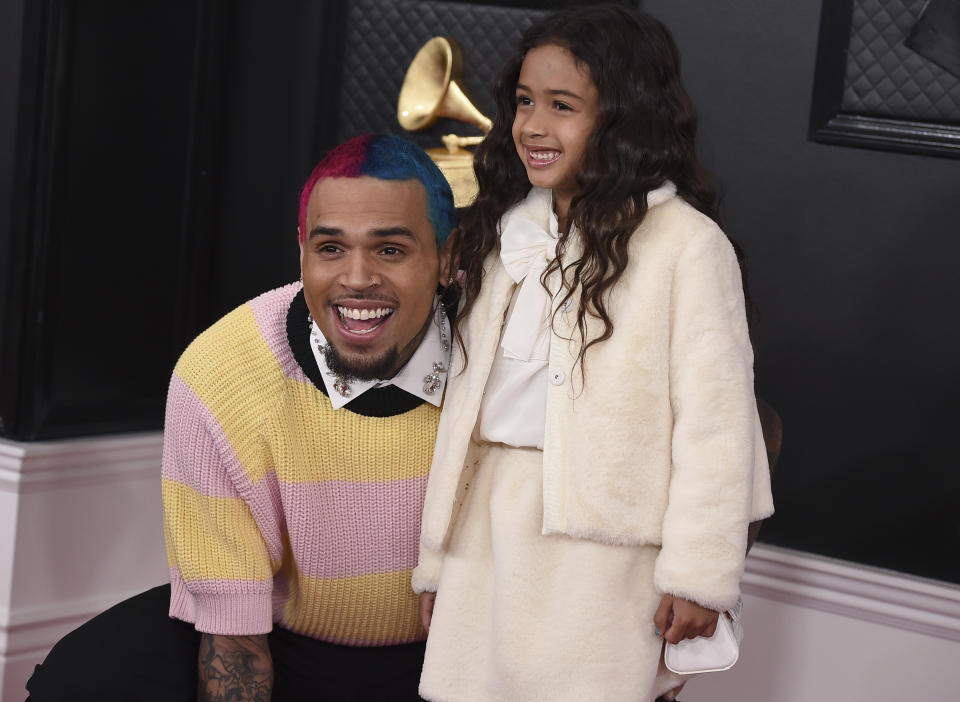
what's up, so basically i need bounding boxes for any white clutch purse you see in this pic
[664,598,743,674]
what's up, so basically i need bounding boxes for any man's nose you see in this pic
[339,253,380,290]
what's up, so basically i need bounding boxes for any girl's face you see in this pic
[512,43,599,219]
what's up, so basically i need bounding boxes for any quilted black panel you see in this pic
[841,0,960,122]
[336,0,548,150]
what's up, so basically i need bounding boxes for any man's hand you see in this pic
[654,594,719,645]
[198,633,272,702]
[420,592,437,634]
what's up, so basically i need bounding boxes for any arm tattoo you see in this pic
[198,633,273,702]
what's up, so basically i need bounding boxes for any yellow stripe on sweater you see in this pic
[174,303,283,484]
[162,479,275,581]
[279,567,425,645]
[278,378,441,483]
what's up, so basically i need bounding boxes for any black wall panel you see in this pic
[2,0,208,438]
[203,1,327,323]
[0,0,330,439]
[0,0,29,438]
[646,0,959,584]
[43,2,200,434]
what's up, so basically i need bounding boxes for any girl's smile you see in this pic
[512,43,599,224]
[523,148,562,167]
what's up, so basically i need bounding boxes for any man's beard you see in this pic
[320,343,400,382]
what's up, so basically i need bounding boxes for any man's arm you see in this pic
[197,634,273,702]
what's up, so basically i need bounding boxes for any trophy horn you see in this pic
[398,37,492,133]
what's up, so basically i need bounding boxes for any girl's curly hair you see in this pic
[453,5,750,370]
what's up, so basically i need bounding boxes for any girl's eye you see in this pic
[516,94,533,107]
[554,101,572,111]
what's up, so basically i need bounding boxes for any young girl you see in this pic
[413,6,774,701]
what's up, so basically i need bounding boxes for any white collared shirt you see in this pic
[308,299,450,410]
[477,194,559,450]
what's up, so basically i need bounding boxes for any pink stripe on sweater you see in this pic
[162,374,285,562]
[282,476,428,579]
[249,282,311,383]
[162,375,241,498]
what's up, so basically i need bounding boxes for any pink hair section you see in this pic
[297,135,374,241]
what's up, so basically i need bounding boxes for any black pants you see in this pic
[25,585,426,701]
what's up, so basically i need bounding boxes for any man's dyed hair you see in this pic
[298,134,456,246]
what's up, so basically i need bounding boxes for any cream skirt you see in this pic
[419,442,684,702]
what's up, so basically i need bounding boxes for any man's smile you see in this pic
[335,304,395,334]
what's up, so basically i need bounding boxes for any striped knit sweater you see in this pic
[161,282,441,645]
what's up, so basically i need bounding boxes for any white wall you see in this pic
[1,435,958,701]
[0,434,168,702]
[684,548,960,701]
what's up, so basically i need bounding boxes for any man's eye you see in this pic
[317,244,341,254]
[380,246,403,256]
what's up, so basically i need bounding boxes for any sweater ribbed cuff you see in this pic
[193,592,274,635]
[169,572,197,623]
[169,574,273,635]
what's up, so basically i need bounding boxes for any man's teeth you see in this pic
[337,306,393,321]
[530,150,560,161]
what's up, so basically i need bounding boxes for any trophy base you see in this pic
[427,147,478,208]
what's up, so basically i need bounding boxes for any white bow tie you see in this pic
[495,182,677,362]
[498,189,558,362]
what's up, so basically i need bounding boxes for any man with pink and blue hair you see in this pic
[297,133,457,247]
[27,134,457,701]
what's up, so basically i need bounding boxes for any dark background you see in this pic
[1,0,957,584]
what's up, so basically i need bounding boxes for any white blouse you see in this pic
[477,189,559,449]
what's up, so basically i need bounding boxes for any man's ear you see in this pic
[437,229,459,287]
[437,234,455,287]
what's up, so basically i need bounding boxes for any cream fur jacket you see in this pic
[413,184,775,611]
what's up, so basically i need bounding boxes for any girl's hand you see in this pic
[654,594,719,644]
[420,592,437,634]
[661,681,687,702]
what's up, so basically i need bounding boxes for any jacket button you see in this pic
[550,369,564,385]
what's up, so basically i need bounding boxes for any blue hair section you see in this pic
[361,135,457,246]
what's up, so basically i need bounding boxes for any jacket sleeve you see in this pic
[411,543,444,594]
[653,223,757,612]
[161,370,276,635]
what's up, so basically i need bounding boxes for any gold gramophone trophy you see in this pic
[397,37,492,207]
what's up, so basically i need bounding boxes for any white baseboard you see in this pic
[744,543,960,641]
[0,433,162,492]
